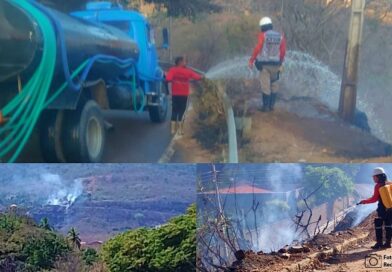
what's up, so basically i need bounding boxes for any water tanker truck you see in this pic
[0,0,170,162]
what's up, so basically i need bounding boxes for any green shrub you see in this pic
[83,248,99,266]
[102,205,196,272]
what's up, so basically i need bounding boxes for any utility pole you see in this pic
[338,0,365,122]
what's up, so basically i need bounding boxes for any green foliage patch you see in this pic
[102,205,196,272]
[302,166,355,206]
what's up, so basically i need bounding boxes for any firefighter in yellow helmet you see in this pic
[358,167,392,249]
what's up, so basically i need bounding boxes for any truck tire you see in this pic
[149,81,168,123]
[39,110,65,163]
[62,101,106,163]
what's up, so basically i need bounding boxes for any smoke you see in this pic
[352,203,377,227]
[255,164,303,252]
[265,164,303,192]
[2,172,83,208]
[44,174,83,207]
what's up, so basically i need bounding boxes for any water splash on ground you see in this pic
[206,51,389,144]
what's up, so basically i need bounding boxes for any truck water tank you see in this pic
[0,0,139,85]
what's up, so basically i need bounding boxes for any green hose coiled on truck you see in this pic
[0,0,89,162]
[0,1,144,162]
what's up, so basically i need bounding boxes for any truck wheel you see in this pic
[149,82,168,123]
[63,101,106,163]
[39,110,65,163]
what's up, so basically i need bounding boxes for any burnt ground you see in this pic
[0,164,195,243]
[224,79,392,163]
[228,212,382,272]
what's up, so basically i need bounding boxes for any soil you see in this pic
[0,164,195,244]
[238,99,392,163]
[229,212,383,272]
[231,250,312,272]
[170,103,224,163]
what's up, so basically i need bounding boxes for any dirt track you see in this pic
[238,101,392,163]
[319,243,392,272]
[230,212,392,272]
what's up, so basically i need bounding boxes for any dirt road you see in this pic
[319,243,392,272]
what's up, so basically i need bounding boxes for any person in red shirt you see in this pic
[359,167,392,249]
[166,56,203,135]
[248,17,286,112]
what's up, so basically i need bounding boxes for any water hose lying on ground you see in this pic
[0,0,142,162]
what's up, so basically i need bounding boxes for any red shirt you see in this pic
[362,183,382,204]
[361,182,392,204]
[166,66,202,96]
[249,31,287,64]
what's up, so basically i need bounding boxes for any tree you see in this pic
[302,166,355,206]
[39,217,53,231]
[67,228,82,250]
[23,234,70,270]
[82,248,99,266]
[144,0,221,19]
[102,205,196,272]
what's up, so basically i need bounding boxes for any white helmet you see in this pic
[259,17,272,27]
[373,167,386,176]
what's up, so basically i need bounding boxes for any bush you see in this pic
[83,248,99,266]
[0,212,70,271]
[23,233,69,270]
[192,80,227,150]
[102,205,196,272]
[265,199,290,213]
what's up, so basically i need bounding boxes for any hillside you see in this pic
[0,206,196,272]
[0,164,195,243]
[229,211,384,271]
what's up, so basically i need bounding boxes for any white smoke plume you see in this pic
[2,172,84,208]
[256,164,303,252]
[44,174,83,207]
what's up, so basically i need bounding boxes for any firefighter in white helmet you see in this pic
[248,17,287,112]
[358,167,392,249]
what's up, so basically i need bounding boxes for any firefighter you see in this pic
[358,167,392,249]
[166,56,203,135]
[248,17,287,112]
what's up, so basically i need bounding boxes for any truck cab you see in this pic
[71,2,165,94]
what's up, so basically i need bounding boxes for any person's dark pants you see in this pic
[172,96,188,122]
[375,209,392,246]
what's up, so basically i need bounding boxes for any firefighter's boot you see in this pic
[261,94,271,112]
[372,218,384,249]
[270,93,278,111]
[384,223,392,248]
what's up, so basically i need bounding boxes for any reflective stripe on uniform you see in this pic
[259,30,282,63]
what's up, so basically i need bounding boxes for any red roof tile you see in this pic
[203,184,275,195]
